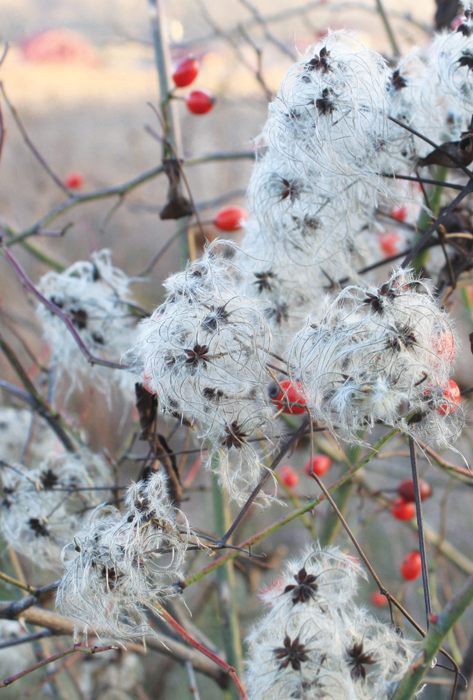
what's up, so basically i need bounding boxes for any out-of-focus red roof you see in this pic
[20,29,97,66]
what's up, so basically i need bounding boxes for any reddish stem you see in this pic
[156,604,248,699]
[0,643,115,688]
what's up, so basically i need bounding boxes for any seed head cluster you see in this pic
[246,546,416,700]
[137,246,277,503]
[0,450,112,569]
[289,268,463,445]
[57,470,191,640]
[37,249,138,401]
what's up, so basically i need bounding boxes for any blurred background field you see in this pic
[2,1,473,699]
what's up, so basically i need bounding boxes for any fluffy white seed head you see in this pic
[429,10,473,114]
[263,33,391,195]
[0,450,112,569]
[0,407,62,464]
[37,249,139,402]
[246,545,416,700]
[289,268,463,445]
[136,246,279,503]
[57,470,190,641]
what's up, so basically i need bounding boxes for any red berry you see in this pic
[397,479,432,503]
[391,205,407,222]
[304,455,332,477]
[185,89,215,115]
[379,232,400,257]
[400,551,422,581]
[269,380,307,415]
[65,172,84,189]
[172,56,199,88]
[371,591,388,607]
[425,379,461,416]
[428,612,439,624]
[431,331,455,365]
[213,206,249,232]
[391,497,416,521]
[279,465,299,488]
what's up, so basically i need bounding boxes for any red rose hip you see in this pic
[186,89,215,115]
[397,479,432,503]
[279,465,299,488]
[400,551,422,581]
[379,232,400,257]
[371,591,388,607]
[172,56,199,88]
[269,380,307,415]
[213,206,249,232]
[424,379,462,416]
[304,455,332,477]
[391,497,416,521]
[390,205,407,221]
[65,172,84,189]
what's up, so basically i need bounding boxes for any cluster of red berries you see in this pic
[370,551,423,607]
[173,57,251,234]
[385,477,431,588]
[172,55,215,115]
[278,454,332,489]
[390,478,432,522]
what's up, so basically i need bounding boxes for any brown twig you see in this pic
[16,649,84,700]
[0,82,71,195]
[0,643,117,688]
[0,580,61,618]
[236,0,297,60]
[195,0,273,100]
[5,150,254,247]
[0,605,228,687]
[374,0,400,56]
[389,115,473,179]
[381,172,464,191]
[0,334,77,451]
[217,417,312,546]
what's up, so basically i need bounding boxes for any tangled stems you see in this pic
[391,573,473,700]
[185,427,399,586]
[400,178,473,269]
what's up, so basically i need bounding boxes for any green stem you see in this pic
[0,570,36,594]
[275,473,316,538]
[211,462,243,700]
[319,443,361,546]
[412,166,446,272]
[391,573,473,700]
[375,0,400,56]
